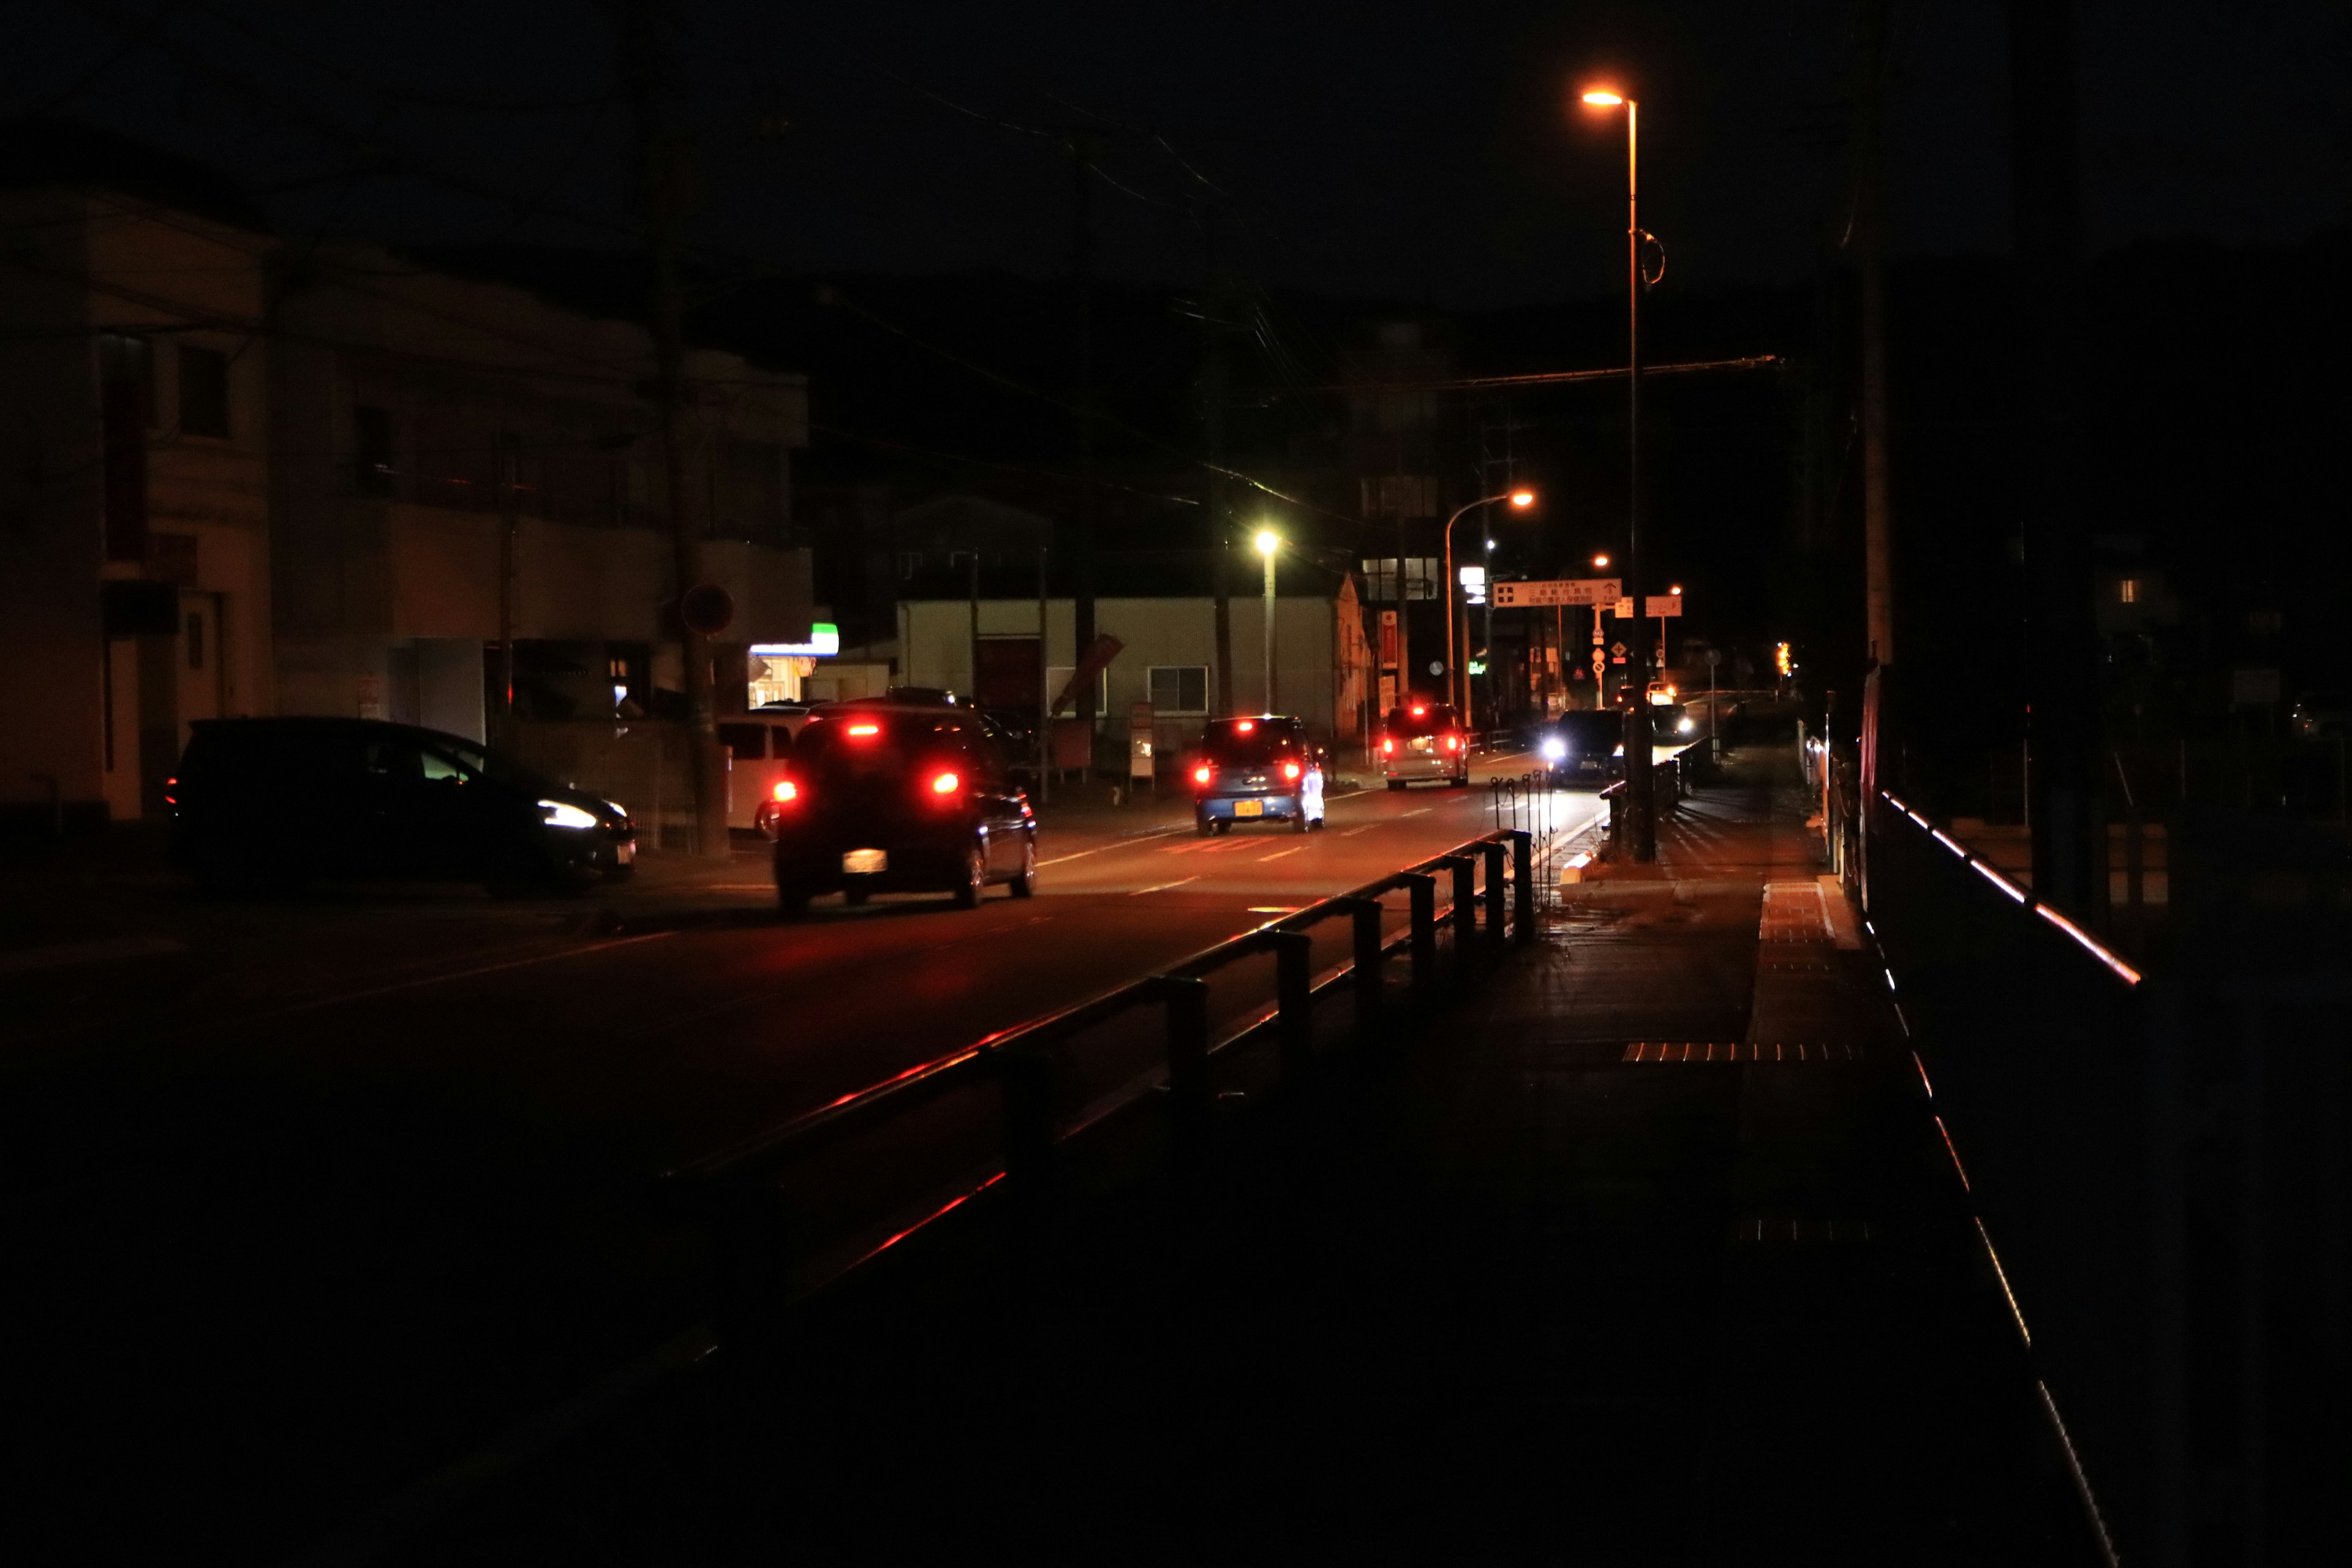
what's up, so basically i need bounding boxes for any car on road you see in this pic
[1652,701,1699,743]
[766,703,1036,913]
[2291,691,2348,740]
[168,717,636,895]
[1191,715,1326,834]
[1537,709,1629,785]
[1378,701,1470,789]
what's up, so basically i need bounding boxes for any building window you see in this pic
[1148,665,1209,715]
[354,405,396,496]
[2117,578,2138,605]
[178,344,231,439]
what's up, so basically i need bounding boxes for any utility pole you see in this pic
[627,0,726,858]
[1853,0,1896,867]
[1619,99,1657,862]
[2011,0,2100,914]
[496,428,518,745]
[1200,202,1234,715]
[1068,134,1099,752]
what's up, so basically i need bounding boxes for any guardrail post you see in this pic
[1403,873,1438,992]
[1158,974,1213,1166]
[1441,856,1477,979]
[1481,841,1507,945]
[1270,930,1314,1081]
[993,1043,1058,1195]
[1344,896,1384,1033]
[1510,830,1534,941]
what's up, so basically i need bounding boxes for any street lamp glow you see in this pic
[1670,584,1683,595]
[1254,529,1280,556]
[1593,554,1610,568]
[1509,489,1535,507]
[1581,89,1624,107]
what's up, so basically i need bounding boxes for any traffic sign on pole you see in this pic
[1490,576,1620,608]
[1612,595,1683,618]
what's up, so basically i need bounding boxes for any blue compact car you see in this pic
[1190,715,1326,835]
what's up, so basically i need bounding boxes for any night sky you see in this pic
[13,2,2348,307]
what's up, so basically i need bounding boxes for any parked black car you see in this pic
[168,718,635,895]
[768,703,1037,913]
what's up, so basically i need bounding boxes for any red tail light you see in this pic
[846,723,881,737]
[930,772,960,795]
[772,780,797,802]
[1283,762,1302,780]
[1382,739,1394,754]
[162,775,178,806]
[1444,734,1460,752]
[1236,719,1254,733]
[1194,765,1213,785]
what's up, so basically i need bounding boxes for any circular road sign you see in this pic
[1427,659,1445,676]
[679,582,735,636]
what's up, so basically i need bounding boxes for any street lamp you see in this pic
[1255,529,1280,712]
[1443,489,1534,717]
[1581,82,1655,861]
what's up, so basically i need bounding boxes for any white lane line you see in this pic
[1400,807,1432,818]
[1130,876,1200,896]
[1042,829,1188,865]
[255,930,678,1019]
[1256,846,1305,862]
[1337,826,1376,837]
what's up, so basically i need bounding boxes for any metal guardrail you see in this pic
[663,827,1540,1346]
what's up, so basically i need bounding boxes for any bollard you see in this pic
[1442,856,1477,977]
[1403,873,1438,993]
[993,1042,1058,1194]
[1346,897,1384,1033]
[1481,841,1507,944]
[1270,929,1314,1081]
[1158,974,1213,1166]
[1511,830,1534,941]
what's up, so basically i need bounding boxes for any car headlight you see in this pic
[540,799,600,831]
[1678,717,1695,734]
[1540,739,1567,762]
[1612,744,1625,758]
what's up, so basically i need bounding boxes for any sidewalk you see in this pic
[409,747,2108,1565]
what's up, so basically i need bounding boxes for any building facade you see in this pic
[0,141,811,831]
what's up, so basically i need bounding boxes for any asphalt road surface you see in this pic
[8,745,1695,1560]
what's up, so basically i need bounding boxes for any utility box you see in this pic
[1128,701,1156,785]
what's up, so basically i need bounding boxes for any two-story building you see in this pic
[0,127,811,833]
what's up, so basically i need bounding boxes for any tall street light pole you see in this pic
[1443,489,1535,717]
[1583,87,1654,862]
[1254,529,1280,712]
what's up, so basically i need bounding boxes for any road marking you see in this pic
[1036,823,1194,865]
[1256,846,1305,861]
[1400,807,1431,818]
[255,930,677,1018]
[1130,877,1199,896]
[1338,826,1376,837]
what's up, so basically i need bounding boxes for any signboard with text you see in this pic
[1612,595,1684,618]
[1491,576,1620,608]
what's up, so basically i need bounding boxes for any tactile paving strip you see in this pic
[1619,1040,1864,1062]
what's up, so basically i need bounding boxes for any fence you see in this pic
[663,827,1540,1354]
[1865,786,2352,1567]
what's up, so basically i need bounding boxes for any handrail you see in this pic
[1879,790,2143,987]
[665,826,1540,1192]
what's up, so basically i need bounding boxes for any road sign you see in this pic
[1611,595,1683,617]
[1610,641,1627,657]
[1705,648,1722,666]
[1590,649,1605,672]
[1491,576,1619,608]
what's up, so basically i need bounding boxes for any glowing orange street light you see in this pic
[1593,553,1610,568]
[1580,89,1624,106]
[1509,489,1535,508]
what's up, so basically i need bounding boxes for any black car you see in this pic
[1536,710,1630,785]
[768,703,1037,913]
[168,718,635,895]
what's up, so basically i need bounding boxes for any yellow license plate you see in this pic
[842,848,888,875]
[1232,799,1263,817]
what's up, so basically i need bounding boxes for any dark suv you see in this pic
[168,718,635,895]
[767,703,1037,913]
[1536,710,1629,785]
